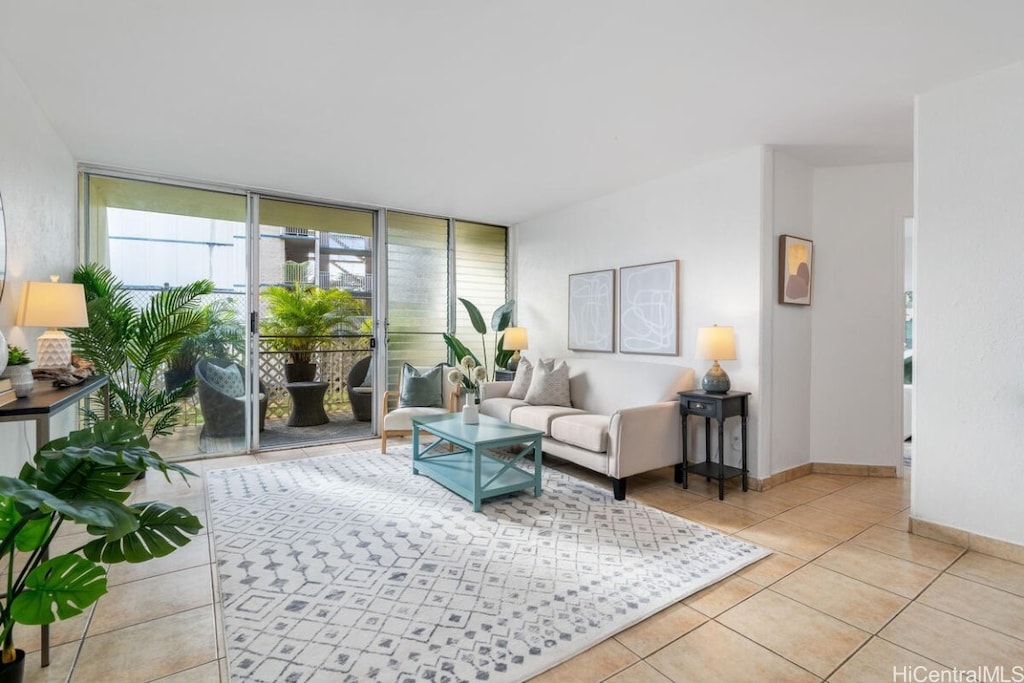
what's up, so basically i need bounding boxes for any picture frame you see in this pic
[778,234,813,305]
[568,269,615,352]
[618,260,679,355]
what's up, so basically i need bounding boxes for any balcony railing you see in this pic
[257,335,373,418]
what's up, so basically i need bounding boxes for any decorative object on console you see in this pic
[502,326,528,370]
[568,269,615,352]
[619,260,679,355]
[778,234,813,305]
[696,325,736,393]
[16,275,89,369]
[0,330,7,377]
[4,345,33,397]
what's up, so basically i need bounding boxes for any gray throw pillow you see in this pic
[399,363,444,408]
[524,360,571,407]
[205,363,244,397]
[507,356,533,399]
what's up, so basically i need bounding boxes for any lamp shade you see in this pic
[695,325,736,361]
[503,327,529,350]
[16,278,89,328]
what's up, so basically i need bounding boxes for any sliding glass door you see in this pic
[255,198,376,451]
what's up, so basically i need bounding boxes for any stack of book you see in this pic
[0,378,15,406]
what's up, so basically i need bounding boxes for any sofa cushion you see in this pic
[525,360,571,407]
[205,362,244,397]
[507,357,534,399]
[510,405,585,435]
[551,414,610,453]
[479,396,529,422]
[399,363,444,408]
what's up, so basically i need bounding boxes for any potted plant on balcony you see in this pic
[0,418,201,681]
[164,299,246,396]
[260,284,365,382]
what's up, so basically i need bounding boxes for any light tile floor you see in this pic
[23,443,1024,682]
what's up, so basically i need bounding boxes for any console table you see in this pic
[0,374,109,668]
[677,389,750,500]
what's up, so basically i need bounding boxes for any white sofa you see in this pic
[478,358,695,500]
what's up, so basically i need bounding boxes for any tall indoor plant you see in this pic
[443,298,515,380]
[0,418,201,678]
[260,284,366,382]
[68,263,214,438]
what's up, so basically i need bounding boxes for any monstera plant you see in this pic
[0,419,201,679]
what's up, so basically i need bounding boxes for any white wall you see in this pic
[0,50,79,473]
[766,151,814,473]
[514,147,767,475]
[809,163,912,466]
[914,61,1024,545]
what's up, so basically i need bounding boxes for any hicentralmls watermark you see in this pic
[893,666,1024,683]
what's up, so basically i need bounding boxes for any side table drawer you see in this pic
[682,399,717,417]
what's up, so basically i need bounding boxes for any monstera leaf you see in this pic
[10,555,108,626]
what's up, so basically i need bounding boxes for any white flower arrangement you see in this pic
[448,356,488,399]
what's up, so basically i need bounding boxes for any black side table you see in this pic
[677,390,750,500]
[494,369,515,381]
[285,381,329,426]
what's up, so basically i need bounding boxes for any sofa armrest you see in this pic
[480,381,512,401]
[607,401,682,479]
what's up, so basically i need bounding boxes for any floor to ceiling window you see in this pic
[80,172,508,460]
[82,174,250,460]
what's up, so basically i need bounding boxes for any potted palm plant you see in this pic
[68,263,214,438]
[0,418,201,681]
[260,284,366,382]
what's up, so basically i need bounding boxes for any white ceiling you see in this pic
[2,1,1023,225]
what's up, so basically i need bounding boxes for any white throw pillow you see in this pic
[524,360,571,407]
[507,357,533,399]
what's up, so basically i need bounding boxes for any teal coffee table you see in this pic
[411,413,543,512]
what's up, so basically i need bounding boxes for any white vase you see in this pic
[7,365,34,398]
[462,403,479,424]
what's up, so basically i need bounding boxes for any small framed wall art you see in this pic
[619,259,679,355]
[568,269,615,352]
[778,234,813,306]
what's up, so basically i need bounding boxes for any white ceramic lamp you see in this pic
[695,325,736,394]
[503,327,528,371]
[16,276,90,369]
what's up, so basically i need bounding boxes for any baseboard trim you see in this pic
[752,461,897,492]
[909,517,1024,564]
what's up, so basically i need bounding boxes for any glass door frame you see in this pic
[246,193,381,452]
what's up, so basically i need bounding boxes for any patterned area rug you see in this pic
[208,448,770,682]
